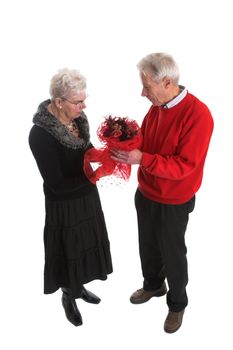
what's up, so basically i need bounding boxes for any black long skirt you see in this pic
[43,187,113,298]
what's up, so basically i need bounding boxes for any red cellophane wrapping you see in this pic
[84,116,142,184]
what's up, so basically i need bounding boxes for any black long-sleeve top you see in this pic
[29,100,96,200]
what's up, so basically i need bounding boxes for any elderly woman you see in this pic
[29,68,113,327]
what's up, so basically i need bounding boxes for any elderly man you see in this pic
[112,53,213,333]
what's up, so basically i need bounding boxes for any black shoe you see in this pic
[81,286,101,304]
[61,290,83,327]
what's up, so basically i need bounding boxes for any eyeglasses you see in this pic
[62,97,87,106]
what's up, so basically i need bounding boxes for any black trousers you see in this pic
[135,189,195,312]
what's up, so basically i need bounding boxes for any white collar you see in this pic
[163,86,187,109]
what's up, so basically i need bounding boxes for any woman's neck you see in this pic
[49,101,71,125]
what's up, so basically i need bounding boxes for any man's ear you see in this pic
[162,76,172,89]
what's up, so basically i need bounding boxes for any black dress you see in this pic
[29,100,113,298]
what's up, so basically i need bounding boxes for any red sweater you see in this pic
[138,92,214,204]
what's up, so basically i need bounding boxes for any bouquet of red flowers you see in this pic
[84,115,142,184]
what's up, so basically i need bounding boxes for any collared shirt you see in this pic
[162,85,187,109]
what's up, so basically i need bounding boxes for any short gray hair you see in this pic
[49,68,86,100]
[137,52,179,84]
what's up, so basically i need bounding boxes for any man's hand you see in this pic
[111,148,142,164]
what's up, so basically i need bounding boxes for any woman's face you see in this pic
[59,91,87,120]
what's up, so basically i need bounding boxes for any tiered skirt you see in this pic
[43,187,113,298]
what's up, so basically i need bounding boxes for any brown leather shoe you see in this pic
[164,309,185,333]
[130,282,167,304]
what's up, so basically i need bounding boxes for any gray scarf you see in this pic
[32,100,91,150]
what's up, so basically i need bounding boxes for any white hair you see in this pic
[49,68,86,100]
[137,52,180,84]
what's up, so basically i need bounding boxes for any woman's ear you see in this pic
[54,97,63,109]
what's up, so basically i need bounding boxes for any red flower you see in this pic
[99,115,139,143]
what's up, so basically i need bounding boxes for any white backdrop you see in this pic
[1,0,232,349]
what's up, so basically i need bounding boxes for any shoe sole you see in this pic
[81,297,101,304]
[164,323,182,333]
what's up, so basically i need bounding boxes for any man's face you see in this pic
[140,72,169,106]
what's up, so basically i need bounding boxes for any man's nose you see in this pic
[141,87,147,97]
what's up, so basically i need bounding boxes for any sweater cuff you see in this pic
[140,152,154,170]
